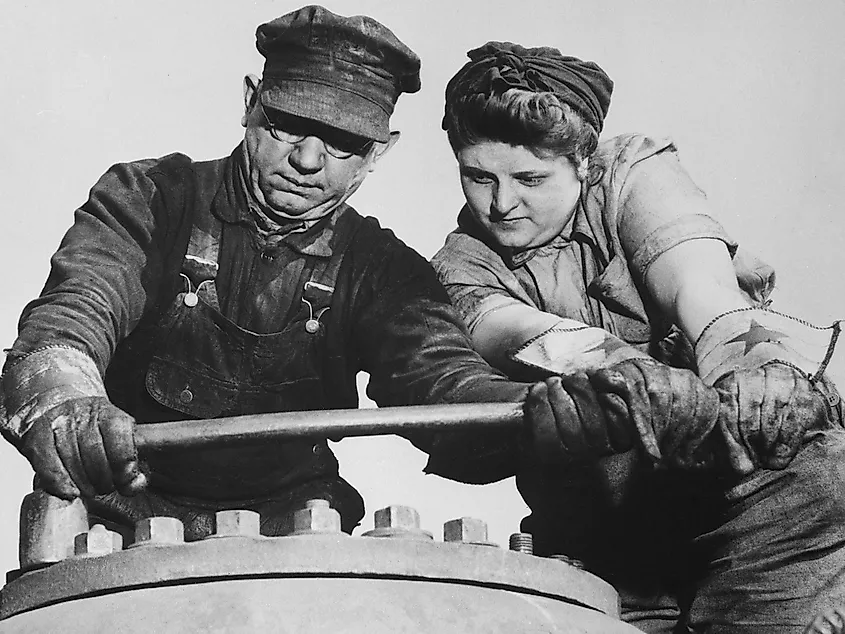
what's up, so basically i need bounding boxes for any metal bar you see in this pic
[134,403,525,451]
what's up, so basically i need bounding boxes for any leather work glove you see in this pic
[524,372,638,466]
[694,307,843,474]
[18,396,146,500]
[589,358,721,469]
[713,362,835,474]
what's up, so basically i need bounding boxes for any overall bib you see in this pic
[92,202,365,541]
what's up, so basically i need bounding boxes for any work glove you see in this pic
[524,372,638,465]
[805,605,845,634]
[18,396,146,500]
[695,307,843,474]
[589,358,721,469]
[713,362,836,474]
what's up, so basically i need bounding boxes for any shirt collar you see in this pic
[211,143,343,258]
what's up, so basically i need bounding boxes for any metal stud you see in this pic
[74,524,123,557]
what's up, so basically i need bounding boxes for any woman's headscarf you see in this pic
[443,41,614,133]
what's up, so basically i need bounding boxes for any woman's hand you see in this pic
[714,362,836,474]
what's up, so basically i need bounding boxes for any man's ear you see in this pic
[368,131,401,172]
[241,74,261,128]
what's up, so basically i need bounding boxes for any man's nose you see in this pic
[288,137,326,173]
[491,182,518,218]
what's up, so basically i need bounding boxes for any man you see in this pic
[0,5,699,543]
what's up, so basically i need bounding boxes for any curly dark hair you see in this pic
[444,87,600,173]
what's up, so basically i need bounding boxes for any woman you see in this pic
[431,41,844,633]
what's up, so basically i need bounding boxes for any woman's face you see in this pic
[457,141,583,252]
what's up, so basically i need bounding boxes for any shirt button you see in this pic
[828,392,840,407]
[312,444,321,455]
[180,388,194,404]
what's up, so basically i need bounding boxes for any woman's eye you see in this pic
[518,176,545,187]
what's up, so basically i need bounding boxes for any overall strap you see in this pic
[180,208,222,311]
[300,209,361,335]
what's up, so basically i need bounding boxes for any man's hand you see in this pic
[19,396,146,500]
[714,362,834,474]
[524,373,637,465]
[589,358,721,469]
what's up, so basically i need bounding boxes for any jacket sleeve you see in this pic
[2,160,177,438]
[348,230,530,484]
[5,160,172,373]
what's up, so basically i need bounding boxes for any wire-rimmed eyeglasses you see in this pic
[258,100,374,160]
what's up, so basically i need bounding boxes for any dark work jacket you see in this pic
[10,145,528,510]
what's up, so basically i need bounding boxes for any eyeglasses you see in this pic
[258,100,374,160]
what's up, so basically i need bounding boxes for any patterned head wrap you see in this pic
[443,41,613,133]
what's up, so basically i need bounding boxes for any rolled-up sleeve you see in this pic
[432,231,535,335]
[616,144,775,305]
[617,147,736,280]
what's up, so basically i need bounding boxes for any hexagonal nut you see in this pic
[362,505,433,540]
[292,499,341,535]
[375,506,420,531]
[133,516,185,547]
[214,509,261,538]
[443,517,490,544]
[74,524,123,557]
[548,554,586,570]
[19,491,89,569]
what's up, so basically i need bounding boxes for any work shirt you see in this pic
[433,134,774,364]
[431,133,777,615]
[3,143,526,512]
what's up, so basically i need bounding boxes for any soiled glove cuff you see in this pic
[511,320,651,375]
[1,347,106,439]
[695,307,841,386]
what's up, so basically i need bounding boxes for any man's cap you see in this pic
[256,5,421,143]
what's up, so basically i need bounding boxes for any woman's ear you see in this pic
[577,157,589,181]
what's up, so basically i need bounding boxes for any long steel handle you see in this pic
[134,402,525,451]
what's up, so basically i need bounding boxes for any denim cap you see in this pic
[256,5,421,143]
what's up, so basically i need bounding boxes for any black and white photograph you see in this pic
[1,2,844,632]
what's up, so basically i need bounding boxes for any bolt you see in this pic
[375,505,420,530]
[213,510,261,538]
[291,498,341,535]
[443,517,493,545]
[19,490,89,570]
[132,516,185,547]
[548,554,586,570]
[74,524,123,557]
[509,532,534,554]
[362,505,433,540]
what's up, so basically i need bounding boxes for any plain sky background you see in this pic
[1,1,844,579]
